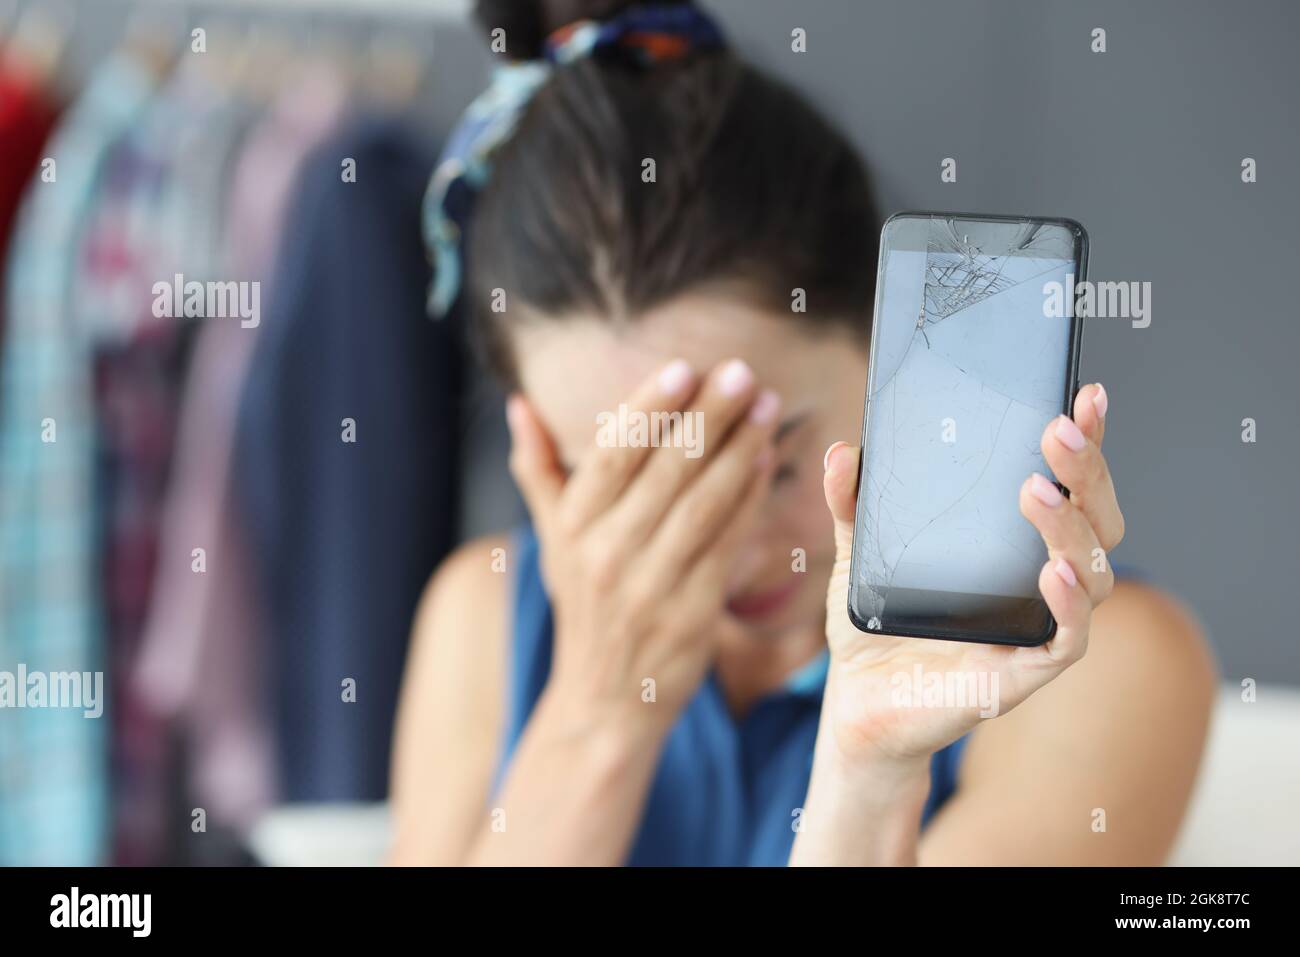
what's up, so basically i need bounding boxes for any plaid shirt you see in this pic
[81,62,258,865]
[0,55,155,865]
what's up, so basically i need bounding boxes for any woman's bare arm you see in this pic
[387,532,670,866]
[919,581,1217,865]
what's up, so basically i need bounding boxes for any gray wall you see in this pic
[711,0,1300,686]
[52,0,1299,685]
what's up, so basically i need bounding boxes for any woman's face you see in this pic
[514,290,869,638]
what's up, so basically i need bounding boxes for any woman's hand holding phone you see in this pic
[792,383,1125,865]
[506,358,780,742]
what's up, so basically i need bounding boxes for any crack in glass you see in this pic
[854,216,1077,623]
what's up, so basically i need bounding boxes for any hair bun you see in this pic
[474,1,696,60]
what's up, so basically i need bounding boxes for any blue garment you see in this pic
[235,117,458,802]
[498,524,969,866]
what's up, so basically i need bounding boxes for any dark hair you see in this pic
[468,0,880,385]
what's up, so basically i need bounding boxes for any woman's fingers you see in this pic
[1040,413,1125,553]
[821,442,860,642]
[1073,382,1107,448]
[598,359,767,548]
[1015,385,1111,675]
[675,453,777,631]
[506,394,565,531]
[1019,473,1114,605]
[557,358,698,533]
[635,379,780,577]
[1033,556,1092,667]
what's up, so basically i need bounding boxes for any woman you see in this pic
[389,0,1216,866]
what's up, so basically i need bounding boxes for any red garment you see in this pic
[0,57,60,345]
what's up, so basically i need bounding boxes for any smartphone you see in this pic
[848,211,1088,646]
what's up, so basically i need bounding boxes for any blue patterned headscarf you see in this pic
[422,3,726,319]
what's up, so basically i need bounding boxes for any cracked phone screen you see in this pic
[850,214,1082,643]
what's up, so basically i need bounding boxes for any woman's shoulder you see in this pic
[400,530,517,757]
[982,578,1216,746]
[409,531,518,657]
[405,523,555,759]
[389,530,517,863]
[406,529,520,711]
[947,579,1217,862]
[1090,579,1217,686]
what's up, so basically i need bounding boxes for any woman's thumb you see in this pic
[823,441,860,560]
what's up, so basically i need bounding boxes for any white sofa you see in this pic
[248,684,1300,866]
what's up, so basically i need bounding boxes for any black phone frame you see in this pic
[847,210,1090,647]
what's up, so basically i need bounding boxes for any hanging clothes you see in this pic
[74,56,253,866]
[0,53,60,352]
[0,53,157,866]
[233,115,458,802]
[135,63,352,835]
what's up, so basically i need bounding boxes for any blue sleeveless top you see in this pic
[495,525,969,866]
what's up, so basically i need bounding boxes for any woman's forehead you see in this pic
[510,292,863,465]
[515,300,795,436]
[517,292,821,379]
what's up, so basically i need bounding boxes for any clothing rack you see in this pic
[53,0,471,17]
[3,0,487,109]
[1,0,471,43]
[0,0,492,868]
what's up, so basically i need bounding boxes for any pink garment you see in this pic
[135,66,350,834]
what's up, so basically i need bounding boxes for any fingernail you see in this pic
[658,358,692,395]
[717,358,755,396]
[823,441,845,472]
[1054,414,1086,452]
[749,389,781,424]
[1029,472,1064,507]
[505,395,525,434]
[1092,383,1108,419]
[1054,558,1078,588]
